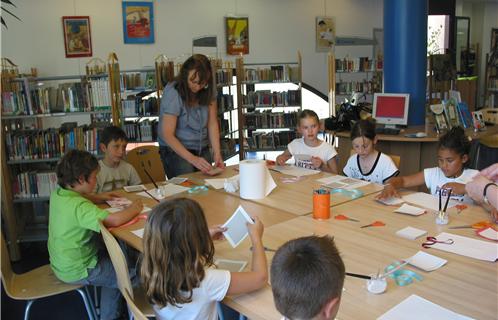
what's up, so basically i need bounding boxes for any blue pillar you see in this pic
[384,0,427,125]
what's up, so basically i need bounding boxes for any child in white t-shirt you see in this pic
[276,109,338,173]
[140,198,268,320]
[343,119,399,184]
[378,127,478,203]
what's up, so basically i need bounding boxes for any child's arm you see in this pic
[441,182,466,196]
[276,149,292,166]
[83,192,121,204]
[319,156,338,174]
[226,217,268,295]
[103,199,143,228]
[377,171,425,199]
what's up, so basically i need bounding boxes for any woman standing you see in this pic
[158,54,224,178]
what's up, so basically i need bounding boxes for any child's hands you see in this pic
[442,182,466,196]
[191,156,214,173]
[376,184,400,200]
[311,156,323,169]
[247,216,264,243]
[128,199,143,214]
[276,154,288,166]
[209,225,227,240]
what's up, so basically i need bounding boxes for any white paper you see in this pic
[377,197,405,206]
[106,206,151,214]
[131,228,144,238]
[215,259,248,272]
[396,226,427,240]
[167,177,187,185]
[222,205,254,248]
[271,165,320,177]
[394,204,426,216]
[430,232,498,262]
[106,197,132,208]
[205,175,239,190]
[239,160,276,199]
[137,184,190,200]
[123,184,146,192]
[318,175,371,190]
[477,227,498,241]
[378,294,474,320]
[402,192,458,212]
[406,251,447,272]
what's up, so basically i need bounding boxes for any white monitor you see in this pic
[372,93,410,128]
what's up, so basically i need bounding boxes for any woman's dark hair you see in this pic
[438,126,471,161]
[140,198,215,308]
[351,119,376,141]
[175,54,213,107]
[56,149,99,188]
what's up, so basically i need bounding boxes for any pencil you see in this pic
[143,168,159,190]
[346,272,371,280]
[443,188,452,213]
[144,189,160,203]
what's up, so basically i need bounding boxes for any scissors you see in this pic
[449,221,493,229]
[188,185,209,194]
[422,236,454,248]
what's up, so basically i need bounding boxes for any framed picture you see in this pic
[316,16,335,52]
[62,16,92,58]
[122,1,154,44]
[225,16,249,55]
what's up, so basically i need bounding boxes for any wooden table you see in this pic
[109,186,296,251]
[184,167,384,216]
[214,192,498,320]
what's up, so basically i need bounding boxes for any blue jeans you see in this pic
[67,248,139,320]
[160,145,212,178]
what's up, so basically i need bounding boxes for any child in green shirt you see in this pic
[48,149,143,320]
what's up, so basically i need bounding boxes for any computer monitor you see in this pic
[372,93,410,128]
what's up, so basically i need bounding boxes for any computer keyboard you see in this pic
[375,127,401,135]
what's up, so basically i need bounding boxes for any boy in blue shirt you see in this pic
[48,149,143,319]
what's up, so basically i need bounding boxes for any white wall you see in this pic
[1,0,383,96]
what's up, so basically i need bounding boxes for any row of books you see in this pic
[217,93,234,112]
[122,96,158,117]
[242,90,301,107]
[216,69,234,86]
[4,125,105,161]
[124,119,158,142]
[1,77,111,115]
[336,80,381,95]
[121,71,156,90]
[335,57,383,72]
[244,111,298,129]
[246,130,298,150]
[13,171,58,199]
[244,65,300,83]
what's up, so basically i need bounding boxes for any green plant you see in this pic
[1,0,21,29]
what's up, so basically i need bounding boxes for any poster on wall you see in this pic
[225,16,249,55]
[316,17,335,52]
[62,16,92,58]
[122,1,154,44]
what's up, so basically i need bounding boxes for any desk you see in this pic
[184,167,383,216]
[109,187,295,251]
[215,192,497,320]
[332,125,498,176]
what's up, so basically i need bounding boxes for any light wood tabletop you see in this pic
[214,192,498,320]
[183,166,384,216]
[109,186,296,252]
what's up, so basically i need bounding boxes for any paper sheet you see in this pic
[317,175,371,190]
[271,165,320,177]
[394,204,426,216]
[215,259,248,272]
[137,184,190,200]
[106,206,151,214]
[477,227,498,241]
[123,184,146,192]
[377,294,474,320]
[430,232,498,262]
[396,226,427,240]
[406,251,447,272]
[131,228,144,238]
[377,197,405,206]
[402,192,458,212]
[222,205,254,248]
[205,175,239,190]
[106,197,132,208]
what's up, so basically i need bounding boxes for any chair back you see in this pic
[123,288,149,320]
[349,149,401,168]
[0,232,15,292]
[99,221,134,299]
[127,145,166,183]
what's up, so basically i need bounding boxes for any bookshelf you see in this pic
[484,48,498,108]
[334,56,383,102]
[0,60,116,260]
[236,53,302,159]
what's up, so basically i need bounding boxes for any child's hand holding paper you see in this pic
[209,225,228,241]
[222,206,255,247]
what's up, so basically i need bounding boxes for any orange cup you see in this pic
[313,189,331,220]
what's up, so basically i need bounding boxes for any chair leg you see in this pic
[76,288,97,320]
[23,300,35,320]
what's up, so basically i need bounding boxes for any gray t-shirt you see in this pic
[158,82,209,152]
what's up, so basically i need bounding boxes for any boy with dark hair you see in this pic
[270,235,345,320]
[48,149,143,319]
[96,125,141,193]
